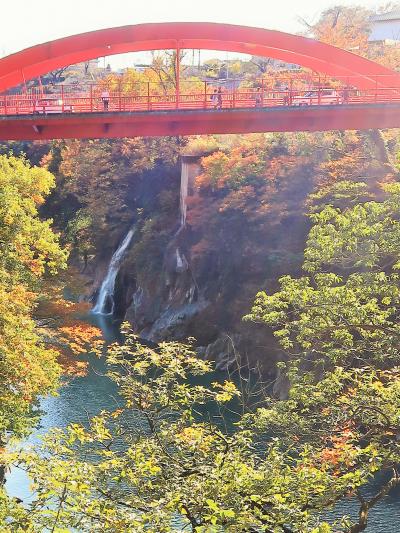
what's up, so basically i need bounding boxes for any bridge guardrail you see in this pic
[1,77,400,116]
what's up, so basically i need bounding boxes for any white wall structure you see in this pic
[369,9,400,43]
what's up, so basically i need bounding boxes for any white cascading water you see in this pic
[175,160,190,270]
[92,227,135,315]
[180,160,190,227]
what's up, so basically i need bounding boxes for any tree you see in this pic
[245,181,400,531]
[4,172,400,531]
[0,155,67,483]
[0,333,338,532]
[44,66,70,85]
[250,56,275,75]
[302,4,400,71]
[2,141,400,531]
[51,137,181,263]
[4,320,399,530]
[302,6,371,54]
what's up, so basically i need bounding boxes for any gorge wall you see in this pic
[13,130,397,379]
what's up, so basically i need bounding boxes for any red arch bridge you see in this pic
[1,22,400,140]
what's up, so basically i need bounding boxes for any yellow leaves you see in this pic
[176,427,201,445]
[67,424,91,444]
[0,154,69,437]
[27,259,44,276]
[195,151,230,190]
[212,381,240,403]
[204,499,236,526]
[31,193,45,206]
[182,136,219,157]
[175,426,215,453]
[3,213,13,225]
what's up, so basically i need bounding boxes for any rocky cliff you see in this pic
[50,132,398,380]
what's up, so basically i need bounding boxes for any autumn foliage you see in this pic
[0,155,67,443]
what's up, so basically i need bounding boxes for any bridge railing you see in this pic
[1,77,400,115]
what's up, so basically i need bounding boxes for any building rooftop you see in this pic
[371,9,400,22]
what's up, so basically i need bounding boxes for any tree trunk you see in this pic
[349,504,368,533]
[365,129,393,168]
[0,436,6,486]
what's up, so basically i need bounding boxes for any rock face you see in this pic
[46,132,396,392]
[85,152,313,380]
[200,334,243,371]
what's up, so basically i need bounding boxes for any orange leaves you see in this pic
[195,137,300,194]
[264,155,299,182]
[310,6,370,55]
[27,259,44,276]
[319,151,363,185]
[53,346,89,377]
[31,193,45,206]
[195,151,230,190]
[218,186,256,213]
[319,421,357,472]
[186,136,317,264]
[319,446,343,468]
[58,324,103,355]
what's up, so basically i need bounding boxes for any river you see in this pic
[5,313,400,531]
[5,314,120,505]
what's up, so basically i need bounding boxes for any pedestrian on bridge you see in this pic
[342,86,350,104]
[255,87,262,107]
[211,89,218,109]
[217,87,223,109]
[282,84,290,106]
[101,89,110,111]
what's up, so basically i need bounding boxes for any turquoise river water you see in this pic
[5,313,400,531]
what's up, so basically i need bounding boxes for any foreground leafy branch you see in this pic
[2,176,400,532]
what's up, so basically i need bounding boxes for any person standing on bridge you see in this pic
[282,84,290,106]
[217,87,223,109]
[342,85,350,104]
[255,87,262,107]
[211,89,218,109]
[101,89,110,111]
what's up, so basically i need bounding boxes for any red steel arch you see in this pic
[0,22,399,93]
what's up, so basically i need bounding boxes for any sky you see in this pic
[0,0,388,68]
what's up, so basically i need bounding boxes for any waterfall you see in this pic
[176,248,184,270]
[180,159,190,227]
[92,227,135,315]
[175,248,188,272]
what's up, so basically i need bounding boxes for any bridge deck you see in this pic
[1,104,400,140]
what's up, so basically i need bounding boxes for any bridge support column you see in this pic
[176,43,180,110]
